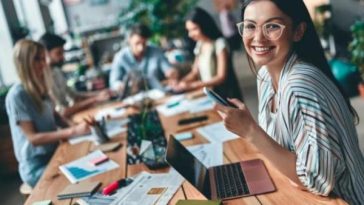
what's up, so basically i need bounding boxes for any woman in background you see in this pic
[6,39,90,187]
[173,7,243,100]
[216,0,364,204]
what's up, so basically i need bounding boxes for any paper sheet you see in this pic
[157,96,214,117]
[111,169,184,205]
[197,121,239,143]
[123,89,165,105]
[95,107,126,121]
[187,143,223,168]
[188,96,214,113]
[59,150,119,184]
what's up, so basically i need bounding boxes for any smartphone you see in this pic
[203,87,237,108]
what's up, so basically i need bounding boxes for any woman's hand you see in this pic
[214,98,259,141]
[172,81,188,92]
[95,90,111,102]
[72,121,90,136]
[165,69,179,81]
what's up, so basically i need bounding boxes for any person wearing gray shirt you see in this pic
[6,40,90,187]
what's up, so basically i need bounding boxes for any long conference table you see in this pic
[25,92,348,205]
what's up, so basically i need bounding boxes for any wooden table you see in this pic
[25,99,348,205]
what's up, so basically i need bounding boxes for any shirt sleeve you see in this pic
[215,38,228,54]
[7,90,32,123]
[287,87,343,196]
[109,51,126,90]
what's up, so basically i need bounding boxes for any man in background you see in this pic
[109,24,178,92]
[39,33,110,118]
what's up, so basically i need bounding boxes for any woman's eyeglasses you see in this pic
[236,21,286,41]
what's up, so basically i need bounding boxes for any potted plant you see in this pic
[348,20,364,97]
[118,0,197,46]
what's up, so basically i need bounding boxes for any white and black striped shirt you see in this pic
[257,54,364,205]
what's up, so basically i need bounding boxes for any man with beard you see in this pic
[39,33,110,118]
[109,24,178,92]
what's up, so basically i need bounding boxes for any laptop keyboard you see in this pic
[214,163,250,198]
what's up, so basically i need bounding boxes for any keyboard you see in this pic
[214,163,250,198]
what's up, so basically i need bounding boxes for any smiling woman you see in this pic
[214,0,364,204]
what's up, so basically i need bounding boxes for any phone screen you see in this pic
[203,87,236,108]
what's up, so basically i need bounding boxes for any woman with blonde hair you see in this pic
[5,39,90,187]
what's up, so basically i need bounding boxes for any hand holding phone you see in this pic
[203,87,237,108]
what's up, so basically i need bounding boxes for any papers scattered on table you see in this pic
[95,107,126,121]
[59,150,119,184]
[111,169,184,205]
[156,94,188,117]
[157,96,214,117]
[68,133,97,145]
[197,121,239,143]
[69,119,128,145]
[123,89,165,105]
[187,143,223,168]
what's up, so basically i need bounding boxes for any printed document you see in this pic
[111,169,184,205]
[59,150,119,183]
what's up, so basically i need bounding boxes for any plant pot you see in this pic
[358,82,364,98]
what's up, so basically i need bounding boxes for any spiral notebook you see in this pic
[57,181,101,200]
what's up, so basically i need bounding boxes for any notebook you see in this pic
[57,181,101,200]
[176,200,222,205]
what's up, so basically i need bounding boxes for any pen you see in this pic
[102,178,133,195]
[167,101,180,108]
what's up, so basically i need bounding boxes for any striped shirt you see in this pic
[257,53,364,205]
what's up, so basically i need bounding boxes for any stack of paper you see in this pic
[197,121,239,143]
[59,150,119,183]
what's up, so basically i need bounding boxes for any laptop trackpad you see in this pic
[240,159,275,195]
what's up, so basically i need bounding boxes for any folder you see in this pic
[57,181,101,200]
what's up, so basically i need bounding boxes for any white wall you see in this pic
[0,2,19,85]
[20,0,45,40]
[49,0,68,34]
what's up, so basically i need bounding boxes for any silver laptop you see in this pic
[166,135,275,200]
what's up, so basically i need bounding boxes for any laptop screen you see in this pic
[166,136,211,198]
